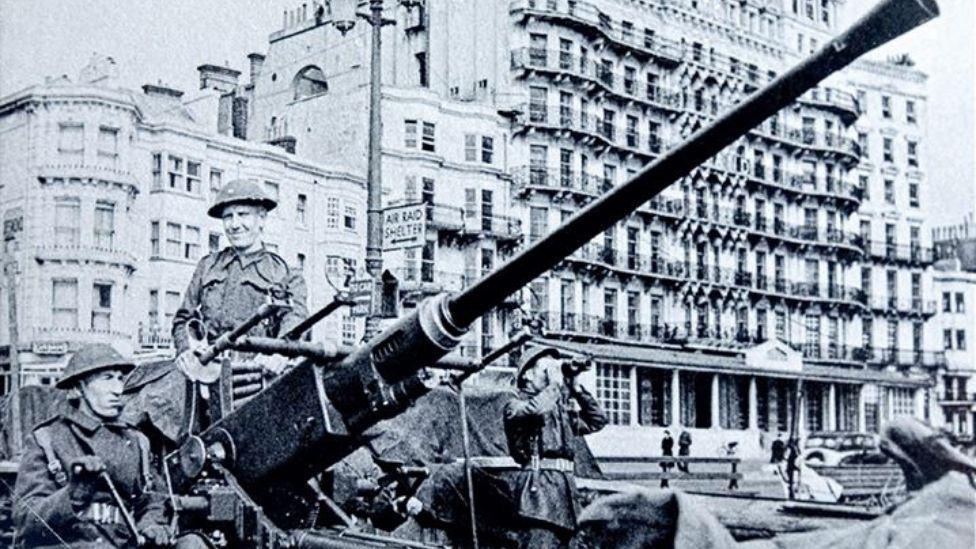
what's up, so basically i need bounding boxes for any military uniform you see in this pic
[13,348,170,549]
[171,245,308,354]
[503,348,607,548]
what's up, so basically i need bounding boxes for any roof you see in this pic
[544,340,931,387]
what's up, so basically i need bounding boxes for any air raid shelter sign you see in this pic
[383,203,426,250]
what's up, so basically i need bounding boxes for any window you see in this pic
[296,194,307,225]
[166,223,182,258]
[481,136,494,164]
[464,134,477,162]
[326,197,340,229]
[152,153,162,188]
[342,315,357,345]
[404,119,418,148]
[881,95,892,118]
[857,90,868,113]
[343,206,356,230]
[890,387,913,417]
[209,232,220,254]
[863,318,874,348]
[884,179,895,205]
[296,253,306,272]
[91,282,112,331]
[97,127,118,164]
[58,123,84,159]
[530,206,548,242]
[93,201,115,248]
[906,100,917,123]
[54,197,81,245]
[415,52,428,87]
[184,226,200,260]
[942,292,951,312]
[908,182,919,208]
[148,289,159,327]
[150,222,160,257]
[883,138,893,163]
[168,155,184,190]
[421,122,436,152]
[52,279,79,329]
[857,132,868,158]
[596,364,631,425]
[887,319,899,350]
[263,181,279,203]
[956,292,966,313]
[907,141,918,167]
[209,169,222,192]
[164,291,181,329]
[944,329,953,350]
[559,149,573,186]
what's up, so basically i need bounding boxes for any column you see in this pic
[748,376,759,430]
[914,387,925,419]
[827,383,837,431]
[857,385,867,433]
[796,380,807,439]
[710,373,721,429]
[670,369,681,427]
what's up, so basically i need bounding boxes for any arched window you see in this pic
[293,65,328,100]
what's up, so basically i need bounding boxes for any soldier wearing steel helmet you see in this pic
[171,178,308,378]
[503,346,608,548]
[13,344,172,548]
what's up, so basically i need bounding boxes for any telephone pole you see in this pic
[5,260,21,457]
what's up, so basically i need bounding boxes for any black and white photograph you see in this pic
[0,0,973,547]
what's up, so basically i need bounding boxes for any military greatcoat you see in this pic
[13,406,169,548]
[503,382,607,546]
[171,245,308,353]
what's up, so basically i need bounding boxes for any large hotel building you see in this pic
[1,0,945,458]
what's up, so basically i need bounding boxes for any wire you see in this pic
[0,474,72,548]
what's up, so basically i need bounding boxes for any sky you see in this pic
[1,0,973,228]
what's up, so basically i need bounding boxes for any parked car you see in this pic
[801,432,883,466]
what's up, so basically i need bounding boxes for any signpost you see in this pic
[382,203,426,251]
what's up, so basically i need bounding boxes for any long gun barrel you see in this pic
[166,0,938,511]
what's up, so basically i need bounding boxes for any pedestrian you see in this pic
[503,347,608,548]
[771,433,787,464]
[677,430,692,473]
[13,344,173,547]
[660,430,675,473]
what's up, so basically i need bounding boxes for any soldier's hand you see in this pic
[174,350,219,384]
[68,456,106,506]
[257,353,289,377]
[403,496,423,517]
[140,524,174,547]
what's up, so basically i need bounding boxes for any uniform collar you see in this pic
[62,405,112,433]
[215,244,267,270]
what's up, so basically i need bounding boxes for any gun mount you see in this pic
[160,0,939,545]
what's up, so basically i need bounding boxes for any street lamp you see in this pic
[329,0,395,280]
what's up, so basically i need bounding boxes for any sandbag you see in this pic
[0,386,62,460]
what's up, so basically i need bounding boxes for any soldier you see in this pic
[13,344,172,547]
[503,346,608,548]
[170,179,308,428]
[172,178,308,372]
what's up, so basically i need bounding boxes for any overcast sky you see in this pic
[1,0,972,228]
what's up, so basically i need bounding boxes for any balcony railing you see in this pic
[511,0,684,62]
[138,322,173,349]
[859,347,947,369]
[865,240,934,264]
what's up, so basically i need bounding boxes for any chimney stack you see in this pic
[142,83,184,99]
[247,53,266,86]
[197,64,241,93]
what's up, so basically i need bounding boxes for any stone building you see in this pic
[0,59,365,389]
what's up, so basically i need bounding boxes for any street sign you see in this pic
[382,203,426,250]
[349,271,374,318]
[32,341,69,355]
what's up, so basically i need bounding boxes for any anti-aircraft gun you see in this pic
[157,0,939,545]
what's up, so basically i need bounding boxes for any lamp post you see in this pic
[333,0,395,279]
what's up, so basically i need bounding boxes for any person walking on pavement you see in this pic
[771,433,787,464]
[13,344,173,547]
[677,430,692,473]
[503,347,608,548]
[661,430,675,472]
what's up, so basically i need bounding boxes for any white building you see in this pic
[243,0,937,458]
[0,58,365,389]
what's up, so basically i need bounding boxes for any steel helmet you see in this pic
[515,345,561,382]
[56,343,135,389]
[208,179,277,218]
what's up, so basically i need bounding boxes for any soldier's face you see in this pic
[521,357,562,392]
[222,204,266,251]
[78,369,125,420]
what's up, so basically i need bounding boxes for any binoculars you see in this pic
[561,357,593,378]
